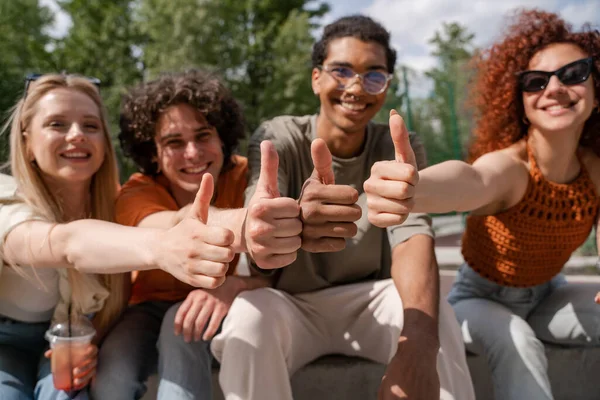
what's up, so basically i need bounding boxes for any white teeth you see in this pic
[183,165,208,174]
[341,102,367,111]
[546,104,571,111]
[62,152,88,158]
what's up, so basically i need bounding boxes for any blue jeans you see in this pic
[448,264,600,400]
[92,301,214,400]
[0,316,88,400]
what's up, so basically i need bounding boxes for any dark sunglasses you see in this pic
[518,57,594,93]
[319,65,393,95]
[24,73,102,96]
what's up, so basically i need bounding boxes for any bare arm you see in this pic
[391,234,439,343]
[3,220,158,273]
[365,111,527,228]
[2,176,234,289]
[413,152,525,213]
[378,234,441,398]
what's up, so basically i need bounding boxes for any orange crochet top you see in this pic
[461,146,599,287]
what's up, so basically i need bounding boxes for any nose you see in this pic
[344,74,366,95]
[184,141,203,160]
[65,124,85,142]
[544,75,567,96]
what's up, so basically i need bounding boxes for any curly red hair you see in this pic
[467,8,600,161]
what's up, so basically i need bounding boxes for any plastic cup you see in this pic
[45,317,96,391]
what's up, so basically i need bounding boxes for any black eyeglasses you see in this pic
[318,65,393,95]
[518,57,594,93]
[24,73,102,96]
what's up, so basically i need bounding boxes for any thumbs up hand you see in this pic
[244,140,303,269]
[298,138,362,253]
[364,109,419,228]
[157,173,235,289]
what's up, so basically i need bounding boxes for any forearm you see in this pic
[414,161,486,214]
[4,219,159,274]
[137,209,186,229]
[391,234,439,345]
[207,207,248,253]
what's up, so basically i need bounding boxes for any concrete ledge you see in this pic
[143,348,600,400]
[143,356,386,400]
[140,273,600,400]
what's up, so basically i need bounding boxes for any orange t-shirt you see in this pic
[116,155,248,305]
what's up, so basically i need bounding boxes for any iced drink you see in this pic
[45,317,95,391]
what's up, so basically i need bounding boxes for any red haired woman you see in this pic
[365,9,600,400]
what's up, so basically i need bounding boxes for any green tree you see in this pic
[53,0,143,122]
[53,0,144,178]
[0,0,55,162]
[137,0,328,131]
[421,22,475,165]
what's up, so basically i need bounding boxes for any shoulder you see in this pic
[0,174,18,200]
[223,155,249,183]
[116,173,174,209]
[250,115,314,162]
[252,115,313,146]
[119,173,163,195]
[473,142,527,171]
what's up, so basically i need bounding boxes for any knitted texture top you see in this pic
[461,146,599,287]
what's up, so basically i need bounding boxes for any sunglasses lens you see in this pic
[558,60,591,85]
[521,72,549,92]
[363,71,388,94]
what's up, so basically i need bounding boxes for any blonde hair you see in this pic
[5,74,125,331]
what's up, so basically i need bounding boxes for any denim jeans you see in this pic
[92,301,214,400]
[448,264,600,400]
[0,316,88,400]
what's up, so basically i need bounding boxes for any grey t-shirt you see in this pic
[245,115,433,294]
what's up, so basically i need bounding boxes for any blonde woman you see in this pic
[0,74,234,400]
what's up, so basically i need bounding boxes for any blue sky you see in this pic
[41,0,599,96]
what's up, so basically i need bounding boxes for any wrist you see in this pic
[226,275,247,293]
[145,229,165,271]
[172,205,190,226]
[401,308,439,348]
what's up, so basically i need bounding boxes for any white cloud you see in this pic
[39,0,71,37]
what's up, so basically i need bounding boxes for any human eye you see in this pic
[330,66,354,78]
[165,139,185,148]
[84,122,101,131]
[47,120,65,128]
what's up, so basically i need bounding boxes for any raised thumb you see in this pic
[310,138,335,185]
[389,109,417,168]
[190,173,214,224]
[256,140,280,198]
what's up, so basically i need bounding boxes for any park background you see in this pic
[1,0,598,261]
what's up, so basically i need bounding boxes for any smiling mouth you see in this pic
[542,101,577,111]
[337,100,369,112]
[181,163,210,174]
[60,151,91,159]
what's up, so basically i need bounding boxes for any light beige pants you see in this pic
[211,279,474,400]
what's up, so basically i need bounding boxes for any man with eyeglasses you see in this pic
[211,15,474,400]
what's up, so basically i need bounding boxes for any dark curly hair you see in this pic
[467,8,600,161]
[312,15,397,73]
[119,69,246,176]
